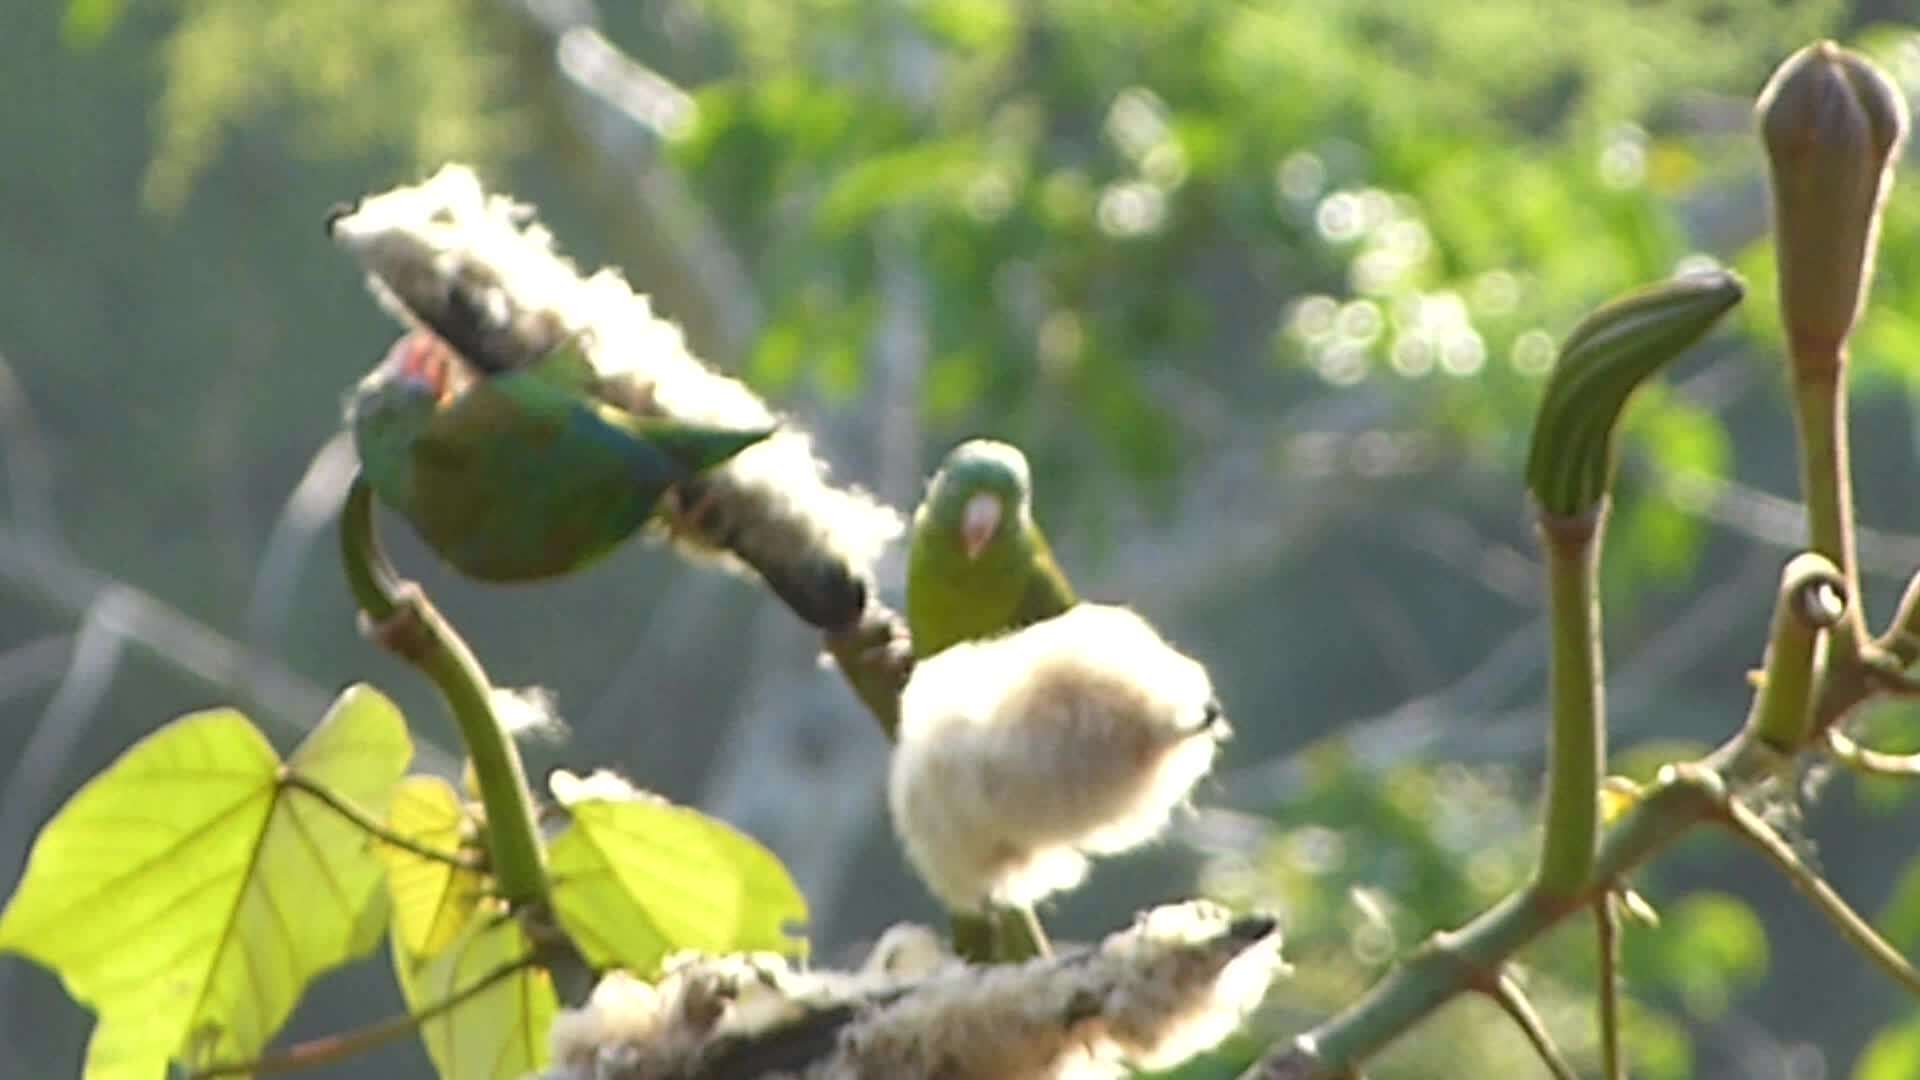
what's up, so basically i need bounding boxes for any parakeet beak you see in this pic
[961,493,1003,561]
[383,332,452,401]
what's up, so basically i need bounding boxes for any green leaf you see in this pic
[62,0,125,47]
[1858,1014,1920,1080]
[393,913,554,1080]
[380,776,487,960]
[0,686,411,1077]
[548,797,808,974]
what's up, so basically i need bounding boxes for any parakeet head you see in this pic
[346,332,457,507]
[921,439,1034,562]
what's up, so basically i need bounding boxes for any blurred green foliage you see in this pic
[15,0,1920,1076]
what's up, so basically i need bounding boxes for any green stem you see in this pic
[1882,571,1920,667]
[1535,509,1605,896]
[1485,972,1578,1080]
[340,476,549,909]
[1790,364,1864,657]
[187,954,534,1077]
[283,771,484,871]
[1244,765,1730,1080]
[1747,554,1846,752]
[1828,730,1920,777]
[1595,896,1623,1080]
[1717,795,1920,997]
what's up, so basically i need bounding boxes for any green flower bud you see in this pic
[1526,271,1744,518]
[1757,41,1909,363]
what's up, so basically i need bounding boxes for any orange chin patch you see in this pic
[383,331,454,403]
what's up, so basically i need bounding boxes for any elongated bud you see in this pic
[1526,271,1744,519]
[1758,41,1909,362]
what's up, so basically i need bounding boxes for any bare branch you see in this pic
[489,0,759,364]
[0,592,132,875]
[1658,467,1920,579]
[1716,793,1920,997]
[187,953,535,1078]
[246,431,358,659]
[1827,729,1920,778]
[1595,896,1623,1080]
[1482,971,1579,1080]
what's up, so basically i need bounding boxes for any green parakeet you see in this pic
[349,329,770,581]
[904,438,1078,963]
[329,166,901,629]
[906,439,1076,660]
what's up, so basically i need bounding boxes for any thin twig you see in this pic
[0,593,131,875]
[1716,795,1920,997]
[1482,971,1579,1080]
[0,350,59,544]
[1826,729,1920,777]
[281,771,484,871]
[1656,467,1920,579]
[1596,895,1623,1080]
[186,954,535,1077]
[0,633,72,706]
[246,431,358,662]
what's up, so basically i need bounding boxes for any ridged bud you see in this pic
[1757,41,1909,364]
[1526,271,1744,518]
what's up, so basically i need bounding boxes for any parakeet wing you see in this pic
[389,362,761,581]
[1010,530,1077,627]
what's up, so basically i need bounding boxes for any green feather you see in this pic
[904,438,1076,964]
[350,334,770,581]
[905,439,1076,660]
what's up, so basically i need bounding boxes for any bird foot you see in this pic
[825,609,915,683]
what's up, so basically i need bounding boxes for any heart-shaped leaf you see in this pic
[0,685,411,1077]
[393,911,554,1080]
[379,776,487,960]
[548,796,807,974]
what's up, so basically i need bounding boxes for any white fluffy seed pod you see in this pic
[539,901,1284,1080]
[328,165,901,629]
[889,604,1227,913]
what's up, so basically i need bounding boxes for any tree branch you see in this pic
[1595,895,1623,1080]
[1715,792,1920,998]
[186,954,534,1078]
[1483,971,1579,1080]
[1826,729,1920,777]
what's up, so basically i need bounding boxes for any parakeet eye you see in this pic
[1199,698,1225,730]
[322,199,360,235]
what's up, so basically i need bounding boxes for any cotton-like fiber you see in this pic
[889,604,1227,912]
[539,901,1283,1080]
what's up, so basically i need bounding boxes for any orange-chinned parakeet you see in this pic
[329,165,900,626]
[346,330,769,582]
[904,438,1078,962]
[906,439,1076,660]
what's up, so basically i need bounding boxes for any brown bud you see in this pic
[1757,41,1909,365]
